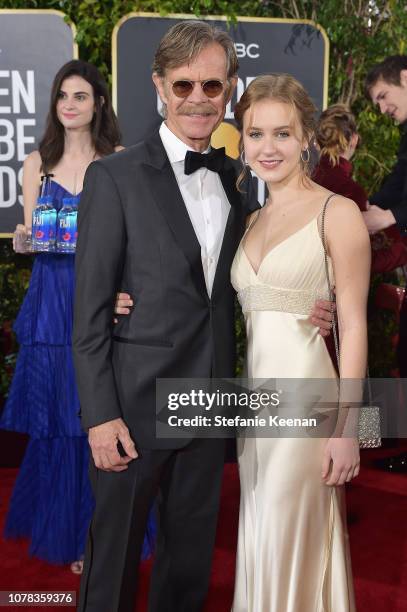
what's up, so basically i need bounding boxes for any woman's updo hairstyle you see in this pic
[315,104,357,166]
[234,73,317,190]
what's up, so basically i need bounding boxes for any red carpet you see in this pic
[0,443,406,611]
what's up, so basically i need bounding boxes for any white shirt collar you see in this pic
[159,121,210,165]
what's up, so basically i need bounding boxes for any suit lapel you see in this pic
[211,162,243,298]
[143,134,208,300]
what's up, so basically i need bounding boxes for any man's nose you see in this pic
[187,82,209,103]
[378,100,386,114]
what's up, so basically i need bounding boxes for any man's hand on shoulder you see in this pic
[88,417,138,472]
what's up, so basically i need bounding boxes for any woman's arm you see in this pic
[322,196,371,486]
[13,151,42,252]
[327,196,371,379]
[22,150,42,227]
[325,196,371,379]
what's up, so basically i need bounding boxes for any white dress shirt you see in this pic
[159,122,230,297]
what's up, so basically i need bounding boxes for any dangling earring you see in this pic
[240,150,248,166]
[300,148,310,163]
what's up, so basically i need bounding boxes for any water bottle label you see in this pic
[59,218,70,229]
[32,196,57,251]
[33,211,54,242]
[56,211,77,251]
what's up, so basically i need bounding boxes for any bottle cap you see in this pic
[62,196,73,207]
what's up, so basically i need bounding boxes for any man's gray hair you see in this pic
[152,20,239,79]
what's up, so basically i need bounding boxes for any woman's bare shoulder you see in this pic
[24,150,42,171]
[325,194,363,221]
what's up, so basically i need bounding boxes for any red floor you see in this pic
[0,443,406,611]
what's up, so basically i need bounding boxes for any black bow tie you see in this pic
[184,147,225,175]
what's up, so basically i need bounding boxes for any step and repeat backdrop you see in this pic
[0,10,77,236]
[113,14,328,149]
[0,11,328,235]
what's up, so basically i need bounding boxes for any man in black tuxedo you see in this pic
[73,20,331,612]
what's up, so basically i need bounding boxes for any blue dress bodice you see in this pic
[14,181,81,346]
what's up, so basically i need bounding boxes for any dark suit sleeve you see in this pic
[73,161,126,430]
[391,202,407,230]
[370,132,407,231]
[242,171,261,214]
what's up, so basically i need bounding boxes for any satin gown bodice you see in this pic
[231,213,337,380]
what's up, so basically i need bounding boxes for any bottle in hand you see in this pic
[32,195,57,252]
[56,196,78,253]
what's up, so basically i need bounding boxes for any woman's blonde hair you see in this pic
[315,104,357,166]
[234,74,317,190]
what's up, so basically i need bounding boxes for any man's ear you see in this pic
[400,69,407,87]
[225,76,238,104]
[152,73,168,104]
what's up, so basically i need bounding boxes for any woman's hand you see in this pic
[113,292,133,323]
[13,224,31,253]
[322,437,360,486]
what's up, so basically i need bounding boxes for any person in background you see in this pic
[0,60,146,574]
[364,55,407,471]
[314,103,407,274]
[364,55,407,235]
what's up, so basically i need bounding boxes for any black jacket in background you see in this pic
[370,124,407,232]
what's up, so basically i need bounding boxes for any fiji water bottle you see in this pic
[56,196,78,253]
[32,195,57,252]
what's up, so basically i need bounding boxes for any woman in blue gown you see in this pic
[1,60,154,573]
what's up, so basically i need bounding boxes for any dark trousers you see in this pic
[78,438,226,612]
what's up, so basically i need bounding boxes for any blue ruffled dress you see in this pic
[0,180,155,564]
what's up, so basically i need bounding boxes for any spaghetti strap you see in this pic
[318,193,337,253]
[318,193,338,254]
[321,193,337,218]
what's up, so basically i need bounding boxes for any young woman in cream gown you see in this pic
[230,75,371,612]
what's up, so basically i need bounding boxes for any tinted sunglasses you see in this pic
[171,79,225,99]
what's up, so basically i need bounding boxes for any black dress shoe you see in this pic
[376,452,407,473]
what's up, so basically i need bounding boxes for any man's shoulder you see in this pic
[96,139,154,173]
[93,129,166,178]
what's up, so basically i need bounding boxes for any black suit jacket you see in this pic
[370,125,407,231]
[72,131,258,449]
